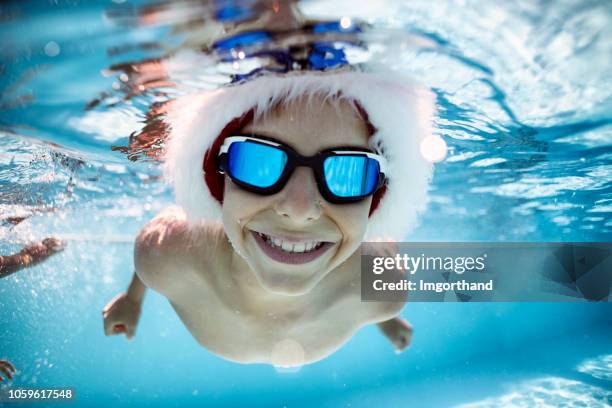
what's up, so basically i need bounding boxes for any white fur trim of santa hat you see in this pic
[164,71,435,241]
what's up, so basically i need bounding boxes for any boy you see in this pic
[103,71,434,366]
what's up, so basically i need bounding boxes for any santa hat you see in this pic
[164,70,435,240]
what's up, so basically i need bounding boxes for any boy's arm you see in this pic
[102,206,193,340]
[102,272,144,339]
[102,223,149,340]
[126,270,146,304]
[127,272,147,304]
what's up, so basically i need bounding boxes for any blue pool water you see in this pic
[1,0,611,406]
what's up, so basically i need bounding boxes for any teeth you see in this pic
[258,233,323,253]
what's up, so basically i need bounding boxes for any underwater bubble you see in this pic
[44,41,60,57]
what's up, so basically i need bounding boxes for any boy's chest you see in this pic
[169,281,372,365]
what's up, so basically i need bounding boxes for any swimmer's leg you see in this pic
[0,238,64,279]
[377,317,412,353]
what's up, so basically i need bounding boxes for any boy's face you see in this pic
[222,95,372,295]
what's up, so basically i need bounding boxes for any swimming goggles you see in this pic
[217,135,387,204]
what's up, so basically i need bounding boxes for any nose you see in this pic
[273,167,322,224]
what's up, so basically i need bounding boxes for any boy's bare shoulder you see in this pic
[134,207,227,292]
[136,207,190,255]
[136,206,225,254]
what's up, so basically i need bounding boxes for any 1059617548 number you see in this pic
[0,388,75,402]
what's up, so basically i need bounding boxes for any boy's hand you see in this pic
[378,317,413,353]
[0,359,16,382]
[102,293,141,340]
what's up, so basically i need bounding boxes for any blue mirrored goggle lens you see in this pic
[227,141,287,188]
[323,156,380,198]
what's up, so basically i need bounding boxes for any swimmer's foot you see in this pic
[0,359,16,382]
[377,317,413,353]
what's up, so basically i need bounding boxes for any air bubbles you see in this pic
[44,41,60,57]
[420,135,448,163]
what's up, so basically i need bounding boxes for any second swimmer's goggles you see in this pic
[217,135,387,203]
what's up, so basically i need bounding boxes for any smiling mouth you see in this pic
[251,231,335,265]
